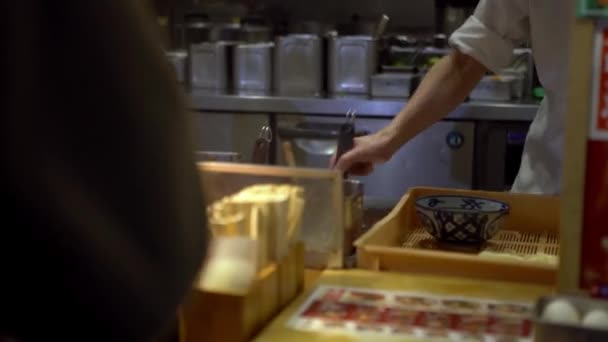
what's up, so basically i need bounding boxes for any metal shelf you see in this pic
[189,92,540,121]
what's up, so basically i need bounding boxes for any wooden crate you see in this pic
[355,187,560,285]
[180,242,305,342]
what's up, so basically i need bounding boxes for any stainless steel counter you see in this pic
[189,92,541,121]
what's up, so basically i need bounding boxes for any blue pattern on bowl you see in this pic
[415,195,509,244]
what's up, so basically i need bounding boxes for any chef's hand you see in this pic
[330,128,399,176]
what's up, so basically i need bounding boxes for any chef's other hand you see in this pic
[331,129,398,176]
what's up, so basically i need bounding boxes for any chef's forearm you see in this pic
[384,50,487,151]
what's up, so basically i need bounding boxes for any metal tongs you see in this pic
[251,125,273,164]
[335,109,356,178]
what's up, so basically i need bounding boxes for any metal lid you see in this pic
[277,34,321,40]
[331,35,376,41]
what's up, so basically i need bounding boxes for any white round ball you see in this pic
[582,309,608,329]
[541,299,581,324]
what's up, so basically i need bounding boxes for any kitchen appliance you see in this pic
[371,72,418,98]
[276,115,474,208]
[280,112,364,266]
[328,35,377,96]
[233,42,274,95]
[474,121,531,191]
[274,34,323,97]
[190,42,232,92]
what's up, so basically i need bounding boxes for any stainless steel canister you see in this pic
[275,34,322,97]
[189,42,231,92]
[328,35,377,96]
[233,42,274,95]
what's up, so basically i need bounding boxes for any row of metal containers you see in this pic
[167,32,377,97]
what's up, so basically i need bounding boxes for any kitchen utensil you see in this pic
[328,36,377,96]
[373,14,390,40]
[233,42,274,95]
[343,179,364,262]
[415,195,510,244]
[251,126,272,164]
[275,34,322,97]
[282,141,297,167]
[371,73,417,98]
[189,42,231,92]
[335,110,356,178]
[534,295,608,342]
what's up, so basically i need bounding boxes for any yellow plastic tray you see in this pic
[355,187,560,285]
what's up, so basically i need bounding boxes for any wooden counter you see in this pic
[255,269,554,341]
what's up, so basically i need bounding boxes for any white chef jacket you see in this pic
[449,0,572,195]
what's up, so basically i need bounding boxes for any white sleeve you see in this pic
[449,0,530,73]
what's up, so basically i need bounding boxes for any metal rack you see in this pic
[189,92,540,121]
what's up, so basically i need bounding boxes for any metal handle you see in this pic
[336,109,357,178]
[277,124,368,140]
[251,125,272,164]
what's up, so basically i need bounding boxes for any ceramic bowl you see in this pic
[415,195,510,244]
